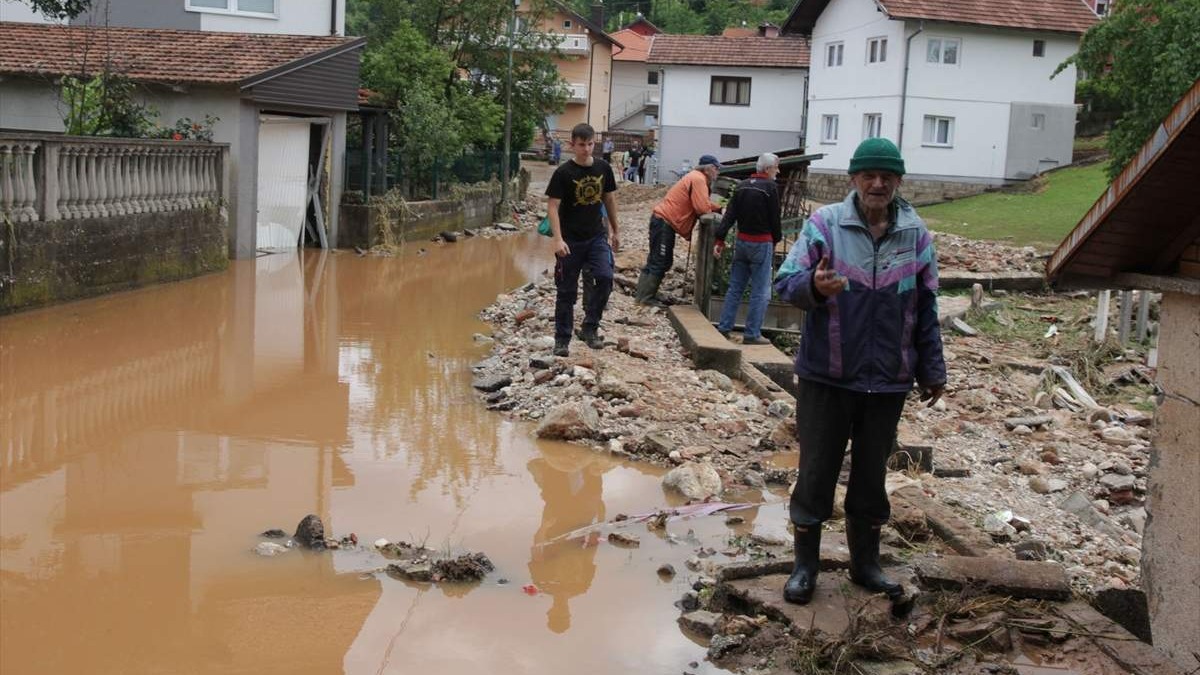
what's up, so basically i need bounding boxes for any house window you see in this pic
[186,0,276,15]
[1031,113,1046,130]
[825,41,844,67]
[821,115,839,144]
[867,37,887,64]
[720,134,740,149]
[563,19,572,28]
[1095,1,1108,14]
[926,37,960,64]
[863,113,882,139]
[1033,39,1046,57]
[647,71,659,85]
[922,115,954,146]
[710,76,751,106]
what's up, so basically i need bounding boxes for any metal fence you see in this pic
[344,148,519,201]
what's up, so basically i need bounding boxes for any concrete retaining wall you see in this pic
[338,182,511,249]
[806,170,996,206]
[1,207,229,314]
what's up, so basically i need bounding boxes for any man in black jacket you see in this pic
[713,153,782,345]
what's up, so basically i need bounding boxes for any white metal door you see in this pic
[256,118,311,251]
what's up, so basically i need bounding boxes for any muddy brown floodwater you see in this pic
[0,235,754,674]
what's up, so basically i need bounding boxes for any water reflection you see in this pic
[527,446,606,633]
[1,238,725,675]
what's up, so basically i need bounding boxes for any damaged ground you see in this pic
[462,173,1172,673]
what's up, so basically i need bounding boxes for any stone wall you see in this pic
[1,207,228,314]
[806,170,996,206]
[338,182,508,249]
[1142,291,1200,670]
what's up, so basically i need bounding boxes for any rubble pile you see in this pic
[477,171,1155,598]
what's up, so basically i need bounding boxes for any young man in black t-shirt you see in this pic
[545,123,620,357]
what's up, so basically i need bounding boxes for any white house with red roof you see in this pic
[647,33,811,183]
[783,0,1098,183]
[608,22,660,133]
[0,0,361,258]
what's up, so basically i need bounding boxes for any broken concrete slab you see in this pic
[1004,414,1054,430]
[715,530,900,581]
[950,317,979,336]
[718,573,894,636]
[891,486,1003,558]
[913,555,1071,601]
[667,304,742,379]
[939,270,1046,292]
[1056,601,1189,675]
[678,609,722,637]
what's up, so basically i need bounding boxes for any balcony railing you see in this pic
[554,33,589,55]
[565,83,588,104]
[0,134,226,223]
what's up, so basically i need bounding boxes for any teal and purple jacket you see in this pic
[774,191,946,394]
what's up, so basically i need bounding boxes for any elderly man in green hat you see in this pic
[772,138,946,611]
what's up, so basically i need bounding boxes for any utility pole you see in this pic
[501,0,519,204]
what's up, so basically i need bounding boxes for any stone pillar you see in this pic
[1141,290,1200,671]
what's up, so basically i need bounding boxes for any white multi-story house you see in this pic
[608,19,660,134]
[647,34,811,183]
[0,0,358,257]
[783,0,1097,184]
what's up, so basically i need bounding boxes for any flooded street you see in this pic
[0,235,752,674]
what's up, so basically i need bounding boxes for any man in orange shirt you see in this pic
[634,154,723,306]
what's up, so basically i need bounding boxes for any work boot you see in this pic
[783,525,821,605]
[846,518,903,600]
[574,327,604,350]
[634,271,666,307]
[553,339,569,357]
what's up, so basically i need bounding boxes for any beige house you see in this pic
[523,0,619,138]
[1047,78,1200,671]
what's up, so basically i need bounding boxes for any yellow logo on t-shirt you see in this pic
[573,175,604,206]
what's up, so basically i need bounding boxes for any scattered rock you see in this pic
[1029,476,1068,494]
[950,317,978,336]
[472,374,512,393]
[535,403,601,440]
[699,369,734,391]
[657,563,676,578]
[260,529,286,539]
[679,610,722,637]
[662,462,722,501]
[707,633,745,659]
[254,542,289,557]
[1099,474,1136,492]
[608,532,641,548]
[766,399,794,418]
[293,514,326,550]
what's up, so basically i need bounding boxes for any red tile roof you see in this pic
[611,28,650,62]
[646,34,810,69]
[0,21,363,85]
[721,27,759,38]
[878,0,1098,34]
[784,0,1098,35]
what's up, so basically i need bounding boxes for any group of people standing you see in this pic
[544,124,946,612]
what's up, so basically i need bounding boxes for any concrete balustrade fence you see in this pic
[1,133,231,314]
[1,135,224,223]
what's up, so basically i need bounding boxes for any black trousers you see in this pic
[641,216,676,277]
[789,378,908,528]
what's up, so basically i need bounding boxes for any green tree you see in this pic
[21,0,91,18]
[1059,0,1200,179]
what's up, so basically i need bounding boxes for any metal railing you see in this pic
[565,83,588,103]
[0,133,226,223]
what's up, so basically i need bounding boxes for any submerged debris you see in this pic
[378,540,494,583]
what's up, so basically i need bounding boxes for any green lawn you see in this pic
[920,162,1110,250]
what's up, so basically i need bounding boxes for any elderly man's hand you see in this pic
[812,256,847,298]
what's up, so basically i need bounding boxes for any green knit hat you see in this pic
[848,137,905,176]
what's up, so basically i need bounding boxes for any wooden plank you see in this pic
[1152,213,1200,271]
[1113,272,1200,296]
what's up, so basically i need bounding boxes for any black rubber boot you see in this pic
[783,525,821,605]
[634,271,665,307]
[846,519,903,599]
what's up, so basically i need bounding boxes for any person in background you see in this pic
[545,123,621,356]
[551,137,562,165]
[773,137,945,611]
[634,154,722,307]
[637,142,653,184]
[626,144,641,183]
[601,136,614,164]
[713,152,782,345]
